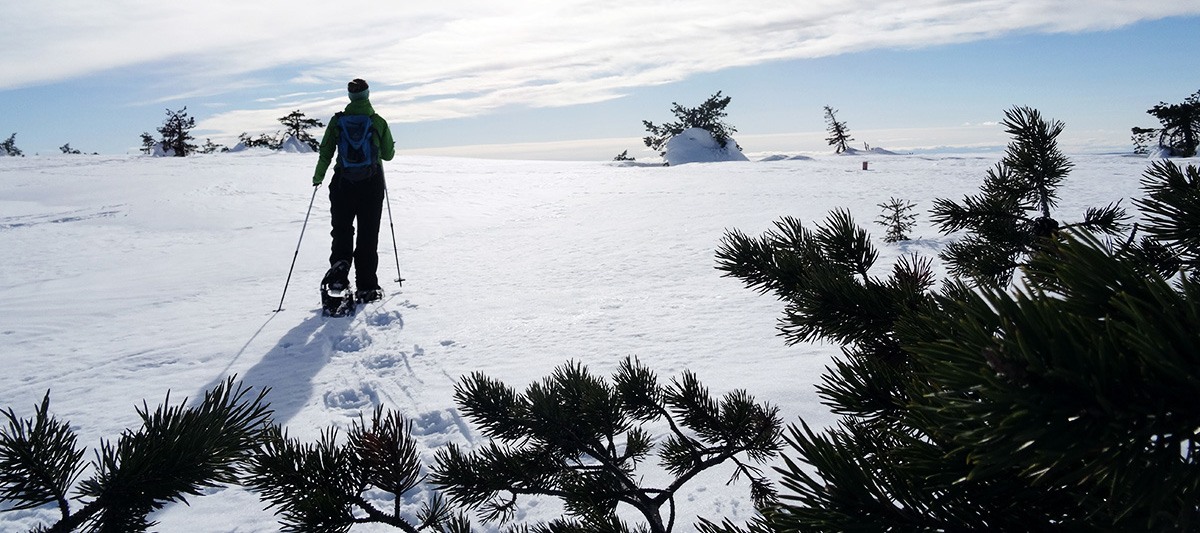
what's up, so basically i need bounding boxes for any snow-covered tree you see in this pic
[643,91,740,160]
[277,110,324,152]
[1146,89,1200,157]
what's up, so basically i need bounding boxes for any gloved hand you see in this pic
[313,175,323,187]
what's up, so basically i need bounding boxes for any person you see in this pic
[312,78,395,304]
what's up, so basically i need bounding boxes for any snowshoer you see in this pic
[312,78,396,314]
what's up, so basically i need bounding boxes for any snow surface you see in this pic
[0,150,1169,531]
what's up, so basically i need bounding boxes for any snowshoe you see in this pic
[321,261,355,317]
[355,287,383,304]
[322,282,356,317]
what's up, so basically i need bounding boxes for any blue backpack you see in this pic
[336,113,378,181]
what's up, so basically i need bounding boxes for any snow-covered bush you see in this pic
[643,91,740,163]
[663,127,748,166]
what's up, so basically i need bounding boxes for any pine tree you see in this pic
[875,197,917,243]
[156,107,197,157]
[239,132,282,150]
[431,357,781,532]
[59,143,81,155]
[613,150,635,162]
[246,407,471,532]
[198,138,226,154]
[139,132,156,155]
[930,106,1127,287]
[643,91,740,159]
[1132,126,1158,155]
[278,110,325,151]
[823,106,853,154]
[0,378,271,532]
[711,106,1200,531]
[1,133,22,157]
[1147,89,1200,157]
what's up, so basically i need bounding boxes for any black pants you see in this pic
[328,169,385,290]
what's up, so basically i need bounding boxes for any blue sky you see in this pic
[2,1,1198,159]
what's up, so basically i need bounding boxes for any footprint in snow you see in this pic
[334,330,371,353]
[367,310,404,328]
[323,384,378,410]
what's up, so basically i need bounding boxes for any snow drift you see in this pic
[663,127,749,165]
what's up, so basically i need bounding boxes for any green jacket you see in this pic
[312,99,395,184]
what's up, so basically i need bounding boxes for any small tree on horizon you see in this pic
[139,132,156,155]
[1131,126,1158,155]
[59,143,82,155]
[238,132,282,150]
[278,110,325,151]
[823,106,853,153]
[643,91,740,160]
[1,133,23,157]
[198,138,226,154]
[156,107,197,157]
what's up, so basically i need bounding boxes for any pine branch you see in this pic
[0,392,85,518]
[1135,161,1200,266]
[434,359,781,532]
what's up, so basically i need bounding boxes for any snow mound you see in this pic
[663,127,749,165]
[278,135,314,154]
[841,147,903,156]
[759,154,814,162]
[150,142,172,157]
[1148,146,1174,159]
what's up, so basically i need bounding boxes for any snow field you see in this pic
[0,150,1159,530]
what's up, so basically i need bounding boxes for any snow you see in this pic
[278,134,314,154]
[663,127,749,165]
[0,150,1167,531]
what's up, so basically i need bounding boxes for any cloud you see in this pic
[5,0,1197,140]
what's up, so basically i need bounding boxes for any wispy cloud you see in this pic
[5,0,1197,139]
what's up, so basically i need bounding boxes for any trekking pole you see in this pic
[383,179,405,286]
[275,185,320,312]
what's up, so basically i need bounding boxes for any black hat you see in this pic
[348,78,369,93]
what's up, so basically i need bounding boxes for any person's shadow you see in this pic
[197,310,353,427]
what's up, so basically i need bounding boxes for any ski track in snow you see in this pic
[0,151,1178,531]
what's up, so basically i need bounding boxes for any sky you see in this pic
[1,1,1199,160]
